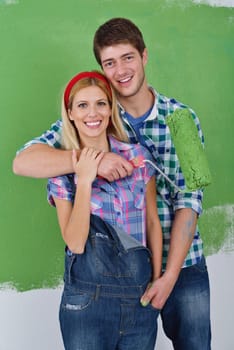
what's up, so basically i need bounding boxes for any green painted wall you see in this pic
[1,0,233,291]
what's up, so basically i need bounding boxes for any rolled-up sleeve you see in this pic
[47,174,75,207]
[17,119,63,154]
[173,189,203,216]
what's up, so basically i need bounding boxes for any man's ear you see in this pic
[142,48,148,66]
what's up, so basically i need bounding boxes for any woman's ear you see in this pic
[68,109,74,121]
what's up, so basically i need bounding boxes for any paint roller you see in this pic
[129,108,211,192]
[165,108,212,191]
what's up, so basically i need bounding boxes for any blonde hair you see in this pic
[61,71,128,150]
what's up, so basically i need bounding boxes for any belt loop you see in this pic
[95,284,101,301]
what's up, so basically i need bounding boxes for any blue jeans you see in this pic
[161,255,211,350]
[59,215,159,350]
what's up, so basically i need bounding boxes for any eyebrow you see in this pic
[102,51,135,64]
[75,98,108,103]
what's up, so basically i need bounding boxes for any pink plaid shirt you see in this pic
[47,136,155,246]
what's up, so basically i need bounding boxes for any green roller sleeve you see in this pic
[166,108,212,191]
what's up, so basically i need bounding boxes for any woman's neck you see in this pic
[80,136,110,152]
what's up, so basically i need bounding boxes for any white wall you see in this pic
[1,252,233,350]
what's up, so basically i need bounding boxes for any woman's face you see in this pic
[69,85,111,145]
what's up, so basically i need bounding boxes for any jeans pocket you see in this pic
[61,288,93,312]
[145,303,161,314]
[192,255,208,273]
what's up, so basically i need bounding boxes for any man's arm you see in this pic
[12,119,72,178]
[13,144,133,179]
[153,208,197,306]
[13,144,74,178]
[141,208,197,309]
[13,117,133,179]
[141,107,206,308]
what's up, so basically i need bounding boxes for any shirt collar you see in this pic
[108,135,136,153]
[118,87,166,125]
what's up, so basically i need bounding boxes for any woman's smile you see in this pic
[69,85,111,145]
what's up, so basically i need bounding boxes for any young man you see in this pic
[13,18,211,349]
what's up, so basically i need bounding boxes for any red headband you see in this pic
[64,71,112,110]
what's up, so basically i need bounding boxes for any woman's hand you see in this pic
[72,148,104,183]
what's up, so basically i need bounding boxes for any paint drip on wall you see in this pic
[0,0,18,4]
[193,0,234,7]
[200,204,234,255]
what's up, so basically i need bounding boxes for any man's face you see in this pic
[99,43,147,99]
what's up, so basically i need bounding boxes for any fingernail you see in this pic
[141,300,149,307]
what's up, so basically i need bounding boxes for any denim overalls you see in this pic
[59,214,159,350]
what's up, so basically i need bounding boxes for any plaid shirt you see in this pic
[19,88,204,269]
[47,136,155,246]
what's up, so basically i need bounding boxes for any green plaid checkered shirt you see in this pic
[18,88,204,270]
[119,88,204,269]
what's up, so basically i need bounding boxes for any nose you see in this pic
[88,104,97,118]
[115,60,126,76]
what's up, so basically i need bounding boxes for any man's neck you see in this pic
[118,86,155,118]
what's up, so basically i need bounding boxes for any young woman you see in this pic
[47,71,162,350]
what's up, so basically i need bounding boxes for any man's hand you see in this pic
[140,273,176,310]
[98,152,133,181]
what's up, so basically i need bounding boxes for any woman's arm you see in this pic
[53,148,104,253]
[145,176,163,280]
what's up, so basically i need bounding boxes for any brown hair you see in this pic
[93,18,146,65]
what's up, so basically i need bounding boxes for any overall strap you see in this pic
[89,215,127,254]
